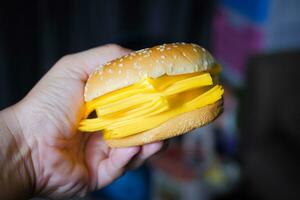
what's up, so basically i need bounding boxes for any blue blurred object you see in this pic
[91,165,151,200]
[220,0,270,23]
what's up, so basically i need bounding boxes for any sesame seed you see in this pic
[161,55,165,59]
[106,62,111,65]
[138,71,143,76]
[182,52,186,56]
[159,49,164,52]
[167,47,171,50]
[129,56,133,60]
[173,55,177,59]
[118,63,123,67]
[118,70,122,74]
[202,47,206,52]
[96,67,103,73]
[108,68,113,73]
[119,58,123,62]
[193,48,197,52]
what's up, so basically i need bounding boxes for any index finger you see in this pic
[55,44,132,82]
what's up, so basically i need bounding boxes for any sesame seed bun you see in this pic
[84,43,217,102]
[105,100,223,147]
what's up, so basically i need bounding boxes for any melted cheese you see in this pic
[79,71,224,139]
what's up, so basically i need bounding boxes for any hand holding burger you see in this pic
[0,44,164,199]
[0,43,223,199]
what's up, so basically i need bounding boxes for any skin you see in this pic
[0,44,163,199]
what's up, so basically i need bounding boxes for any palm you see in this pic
[36,127,130,198]
[16,45,163,199]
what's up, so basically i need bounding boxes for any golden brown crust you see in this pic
[84,43,216,101]
[105,100,223,147]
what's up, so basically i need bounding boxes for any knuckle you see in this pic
[56,53,81,67]
[104,43,126,53]
[58,54,74,64]
[105,43,121,49]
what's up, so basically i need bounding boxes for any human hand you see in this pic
[0,44,163,199]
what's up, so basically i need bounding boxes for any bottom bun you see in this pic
[105,100,223,147]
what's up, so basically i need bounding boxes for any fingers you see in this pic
[127,141,164,169]
[96,146,140,189]
[54,44,132,81]
[92,141,166,190]
[86,133,140,190]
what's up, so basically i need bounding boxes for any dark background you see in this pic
[1,1,300,200]
[0,0,214,109]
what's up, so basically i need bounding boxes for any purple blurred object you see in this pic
[212,8,263,82]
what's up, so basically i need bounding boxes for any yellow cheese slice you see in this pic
[163,73,212,95]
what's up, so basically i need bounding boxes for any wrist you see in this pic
[0,105,35,200]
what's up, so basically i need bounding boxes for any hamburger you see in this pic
[79,43,224,147]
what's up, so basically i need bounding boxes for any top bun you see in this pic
[84,43,217,102]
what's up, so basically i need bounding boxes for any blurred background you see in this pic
[1,0,300,200]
